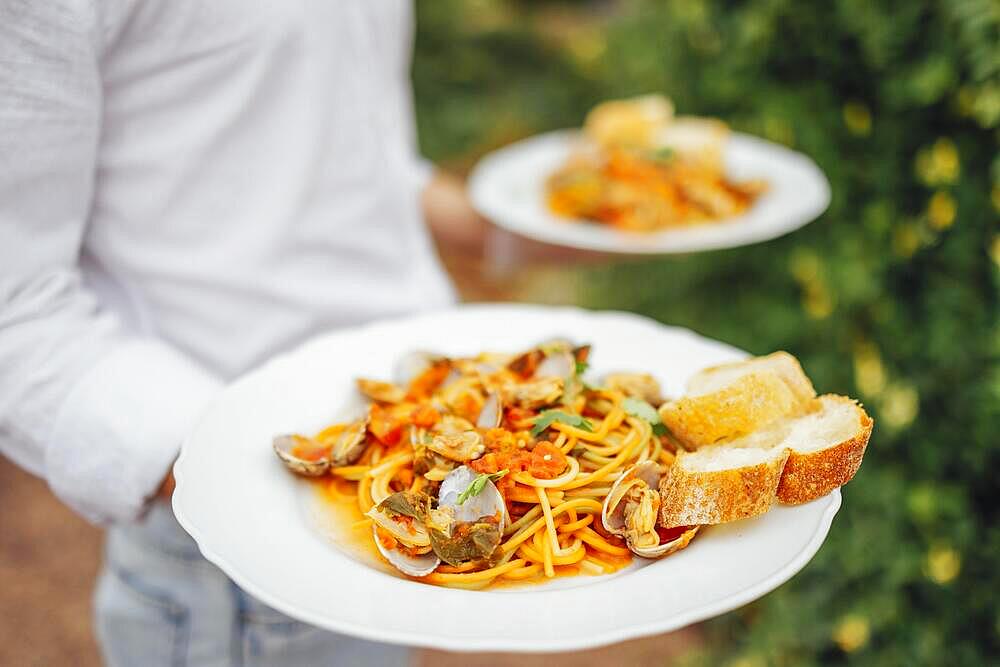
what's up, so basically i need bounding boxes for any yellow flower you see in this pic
[990,234,1000,268]
[925,545,961,584]
[833,614,870,653]
[843,101,872,136]
[927,190,957,230]
[803,284,833,319]
[566,30,607,65]
[880,383,918,429]
[853,341,886,397]
[915,138,960,186]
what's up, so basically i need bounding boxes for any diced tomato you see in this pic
[504,407,538,431]
[410,404,441,429]
[406,361,451,400]
[452,392,483,422]
[527,441,567,479]
[368,404,403,446]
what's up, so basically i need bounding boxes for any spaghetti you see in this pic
[274,341,691,589]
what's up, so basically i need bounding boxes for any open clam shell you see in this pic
[330,417,369,466]
[602,461,696,559]
[476,391,503,429]
[273,435,330,477]
[535,349,575,379]
[601,461,662,534]
[371,525,440,577]
[438,466,507,532]
[630,525,700,559]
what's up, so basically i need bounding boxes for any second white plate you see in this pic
[469,130,830,254]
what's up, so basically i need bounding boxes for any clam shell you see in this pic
[371,525,440,577]
[273,435,329,477]
[438,466,507,533]
[366,506,431,547]
[535,350,575,379]
[330,417,369,466]
[476,391,502,429]
[630,526,700,558]
[601,461,662,535]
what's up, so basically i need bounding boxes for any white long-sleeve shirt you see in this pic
[0,0,455,524]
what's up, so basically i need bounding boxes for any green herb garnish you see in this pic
[622,397,668,435]
[457,470,508,505]
[574,360,590,375]
[530,410,594,437]
[649,146,675,162]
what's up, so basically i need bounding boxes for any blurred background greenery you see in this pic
[413,0,1000,664]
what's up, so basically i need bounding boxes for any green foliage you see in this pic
[413,0,999,663]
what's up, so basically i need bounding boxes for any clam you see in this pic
[603,372,664,405]
[329,417,369,466]
[438,465,507,530]
[427,430,486,463]
[371,525,440,577]
[501,376,564,409]
[356,378,406,404]
[476,391,502,429]
[368,491,440,577]
[273,435,330,477]
[535,348,575,379]
[601,461,698,558]
[430,466,507,566]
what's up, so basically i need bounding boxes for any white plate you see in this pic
[173,304,840,653]
[469,130,831,254]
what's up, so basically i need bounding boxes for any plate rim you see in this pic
[468,129,831,255]
[173,303,843,653]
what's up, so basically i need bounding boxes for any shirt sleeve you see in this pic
[0,2,223,525]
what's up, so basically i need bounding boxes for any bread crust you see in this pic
[658,373,799,448]
[776,396,873,505]
[658,449,789,528]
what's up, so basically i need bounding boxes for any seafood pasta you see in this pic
[546,94,767,231]
[273,341,697,589]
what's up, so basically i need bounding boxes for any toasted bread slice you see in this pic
[658,394,872,527]
[658,352,817,448]
[658,445,789,528]
[775,395,873,504]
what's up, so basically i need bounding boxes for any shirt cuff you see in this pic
[46,339,223,525]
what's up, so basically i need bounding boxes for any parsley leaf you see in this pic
[622,397,667,436]
[649,146,675,162]
[530,410,594,437]
[574,360,590,375]
[457,470,508,505]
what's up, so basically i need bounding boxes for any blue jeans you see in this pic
[94,503,410,666]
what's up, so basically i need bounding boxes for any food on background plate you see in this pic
[273,343,872,589]
[546,94,768,231]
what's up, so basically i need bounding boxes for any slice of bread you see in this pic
[775,395,873,505]
[658,352,817,448]
[658,394,872,527]
[658,446,790,527]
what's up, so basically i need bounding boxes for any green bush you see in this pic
[413,0,999,664]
